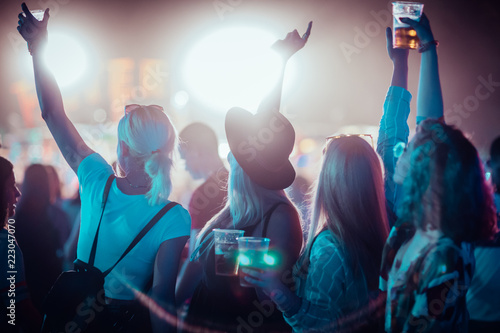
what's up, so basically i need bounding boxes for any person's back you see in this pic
[16,6,191,330]
[281,136,389,332]
[185,152,303,332]
[0,157,42,332]
[77,155,190,300]
[14,164,63,311]
[382,119,497,333]
[178,123,228,258]
[467,136,500,333]
[73,105,191,332]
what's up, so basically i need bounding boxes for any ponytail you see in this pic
[145,151,174,206]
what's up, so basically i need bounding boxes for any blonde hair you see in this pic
[302,136,389,290]
[196,152,293,249]
[118,105,177,206]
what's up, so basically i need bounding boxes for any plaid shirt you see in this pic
[285,230,370,332]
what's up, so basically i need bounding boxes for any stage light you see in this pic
[183,27,284,113]
[44,32,88,88]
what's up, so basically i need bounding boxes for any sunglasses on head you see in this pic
[325,133,374,146]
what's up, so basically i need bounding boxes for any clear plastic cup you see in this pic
[30,10,45,21]
[214,229,244,276]
[237,237,270,287]
[392,2,424,49]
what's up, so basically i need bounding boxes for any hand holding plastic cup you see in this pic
[30,10,45,21]
[20,9,45,21]
[214,229,244,276]
[392,2,424,49]
[237,237,270,287]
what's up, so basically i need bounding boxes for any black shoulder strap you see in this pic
[88,174,115,266]
[102,201,179,277]
[262,202,287,237]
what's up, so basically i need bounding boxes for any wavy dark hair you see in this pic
[398,119,497,242]
[1,156,14,226]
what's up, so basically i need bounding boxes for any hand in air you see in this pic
[386,27,409,63]
[272,21,313,61]
[400,13,434,44]
[17,2,49,46]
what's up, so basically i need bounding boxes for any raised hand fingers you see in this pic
[302,21,313,41]
[400,17,418,27]
[386,27,392,46]
[42,8,50,23]
[21,2,35,21]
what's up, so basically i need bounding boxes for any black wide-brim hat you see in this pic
[225,107,296,190]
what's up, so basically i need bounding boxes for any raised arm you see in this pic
[256,22,312,114]
[377,28,411,224]
[402,14,443,121]
[17,3,93,174]
[386,27,409,89]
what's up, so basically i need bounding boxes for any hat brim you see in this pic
[225,107,296,190]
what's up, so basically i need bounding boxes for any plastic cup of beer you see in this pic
[237,237,270,287]
[214,229,244,276]
[392,2,424,49]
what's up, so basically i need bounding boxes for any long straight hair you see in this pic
[118,106,177,206]
[195,152,295,249]
[301,136,389,291]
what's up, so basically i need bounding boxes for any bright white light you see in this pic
[218,142,230,160]
[183,27,284,113]
[44,32,88,87]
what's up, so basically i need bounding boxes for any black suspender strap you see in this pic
[102,201,179,277]
[261,202,286,237]
[87,174,179,278]
[88,174,115,266]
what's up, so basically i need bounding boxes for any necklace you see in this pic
[124,176,149,188]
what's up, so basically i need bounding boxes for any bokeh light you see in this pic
[172,90,190,109]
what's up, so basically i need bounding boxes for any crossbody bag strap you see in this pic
[261,202,287,237]
[88,174,116,266]
[102,201,179,277]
